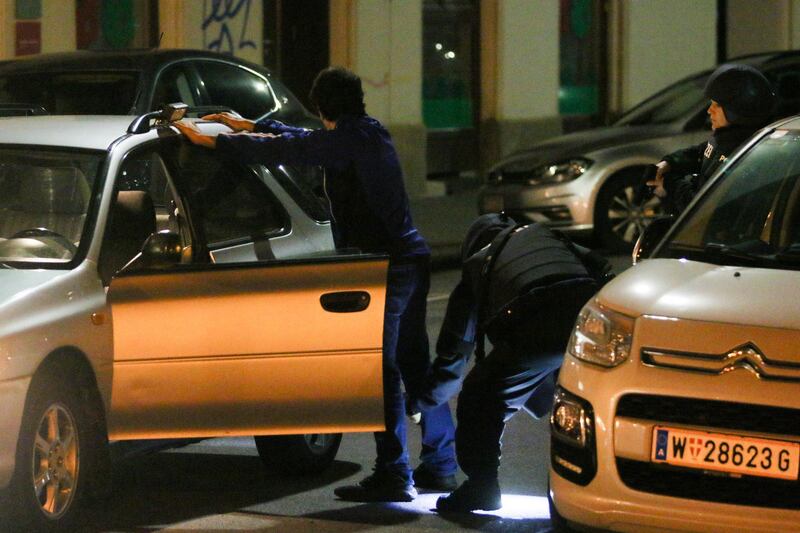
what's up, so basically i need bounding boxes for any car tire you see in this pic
[595,170,663,252]
[11,372,103,531]
[255,433,342,476]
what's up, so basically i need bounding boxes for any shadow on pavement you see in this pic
[84,452,361,531]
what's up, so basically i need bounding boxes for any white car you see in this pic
[0,112,387,530]
[550,115,800,532]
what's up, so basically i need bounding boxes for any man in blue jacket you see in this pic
[175,67,456,502]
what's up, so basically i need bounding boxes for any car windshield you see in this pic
[659,129,800,270]
[0,71,140,115]
[615,73,709,126]
[0,148,102,266]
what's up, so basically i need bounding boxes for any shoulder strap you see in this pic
[551,229,615,286]
[475,223,523,360]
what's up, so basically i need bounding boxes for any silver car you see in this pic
[479,51,800,251]
[0,114,387,530]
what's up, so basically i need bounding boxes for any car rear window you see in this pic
[0,71,140,115]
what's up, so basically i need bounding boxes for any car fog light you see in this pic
[551,387,592,448]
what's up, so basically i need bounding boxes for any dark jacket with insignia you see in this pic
[661,124,762,214]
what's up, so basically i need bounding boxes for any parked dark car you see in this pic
[479,51,800,251]
[0,49,318,126]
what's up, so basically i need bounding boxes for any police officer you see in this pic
[648,63,776,214]
[406,214,607,512]
[175,66,456,502]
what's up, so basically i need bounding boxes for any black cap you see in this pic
[704,63,776,125]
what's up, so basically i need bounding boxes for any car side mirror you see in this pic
[632,216,674,265]
[139,231,183,269]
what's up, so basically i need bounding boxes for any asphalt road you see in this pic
[3,253,631,532]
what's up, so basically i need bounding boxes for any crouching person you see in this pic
[408,214,612,513]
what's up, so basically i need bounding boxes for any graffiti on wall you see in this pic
[203,0,256,55]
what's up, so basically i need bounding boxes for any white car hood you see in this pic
[0,268,67,308]
[600,258,800,331]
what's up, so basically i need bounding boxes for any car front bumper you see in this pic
[478,172,600,233]
[0,375,30,488]
[551,350,800,532]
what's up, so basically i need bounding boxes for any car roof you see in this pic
[0,49,267,74]
[0,115,137,150]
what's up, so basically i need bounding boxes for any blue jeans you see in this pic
[374,258,457,481]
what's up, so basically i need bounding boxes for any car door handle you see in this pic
[320,291,371,313]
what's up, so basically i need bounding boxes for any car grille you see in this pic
[616,394,800,509]
[641,345,800,382]
[616,394,800,437]
[617,458,800,509]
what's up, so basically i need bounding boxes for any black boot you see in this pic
[334,470,417,502]
[413,464,458,491]
[435,478,502,513]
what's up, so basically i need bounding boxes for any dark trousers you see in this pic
[455,343,562,482]
[375,259,457,481]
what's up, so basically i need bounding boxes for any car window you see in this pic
[165,144,288,248]
[152,64,200,110]
[193,60,277,119]
[615,73,708,127]
[269,165,331,222]
[100,148,196,283]
[661,130,800,269]
[0,148,101,266]
[0,72,139,114]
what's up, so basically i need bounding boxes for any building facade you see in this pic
[1,0,800,198]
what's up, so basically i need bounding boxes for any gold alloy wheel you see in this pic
[32,403,79,519]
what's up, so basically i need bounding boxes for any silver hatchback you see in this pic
[0,114,387,530]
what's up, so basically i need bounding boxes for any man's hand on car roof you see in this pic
[173,120,216,149]
[201,112,256,133]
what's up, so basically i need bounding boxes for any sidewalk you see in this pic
[410,189,479,266]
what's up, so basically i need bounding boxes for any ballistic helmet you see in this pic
[704,63,776,125]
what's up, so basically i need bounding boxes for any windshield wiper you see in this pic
[703,242,766,265]
[775,245,800,264]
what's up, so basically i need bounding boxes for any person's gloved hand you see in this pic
[646,161,670,198]
[404,394,422,425]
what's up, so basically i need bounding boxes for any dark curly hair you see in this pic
[309,66,366,122]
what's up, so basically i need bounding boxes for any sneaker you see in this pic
[413,464,458,491]
[435,479,502,513]
[334,470,417,502]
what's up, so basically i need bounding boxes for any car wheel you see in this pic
[595,171,663,252]
[11,373,101,531]
[255,433,342,476]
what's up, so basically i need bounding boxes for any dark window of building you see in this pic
[76,0,159,50]
[559,0,607,128]
[422,0,479,130]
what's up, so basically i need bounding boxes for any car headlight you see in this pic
[530,158,591,184]
[567,301,635,367]
[489,158,592,186]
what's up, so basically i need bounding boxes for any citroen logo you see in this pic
[721,343,770,378]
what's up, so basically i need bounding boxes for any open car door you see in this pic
[106,255,386,440]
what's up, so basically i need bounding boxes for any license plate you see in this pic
[481,194,504,213]
[651,426,800,481]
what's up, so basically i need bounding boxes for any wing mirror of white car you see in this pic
[138,230,184,269]
[632,216,674,265]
